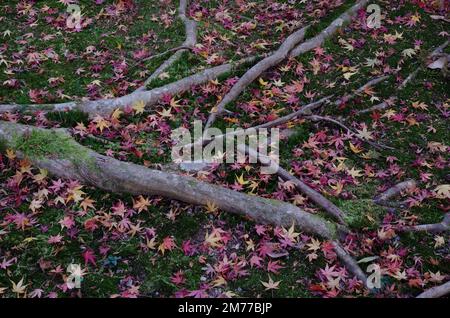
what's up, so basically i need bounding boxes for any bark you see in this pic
[0,57,256,117]
[238,144,347,224]
[0,121,336,241]
[204,25,309,129]
[236,144,368,285]
[135,0,197,91]
[373,179,417,204]
[416,280,450,298]
[289,0,370,57]
[399,213,450,233]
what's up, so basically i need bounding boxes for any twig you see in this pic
[306,114,395,150]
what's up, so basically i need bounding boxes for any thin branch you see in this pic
[289,0,370,57]
[398,213,450,234]
[373,179,417,204]
[135,0,198,92]
[237,143,347,224]
[306,114,395,150]
[204,25,309,130]
[334,75,390,106]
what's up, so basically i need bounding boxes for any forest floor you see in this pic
[0,0,448,298]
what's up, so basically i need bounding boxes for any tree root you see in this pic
[416,280,450,298]
[236,144,369,285]
[204,25,309,130]
[289,0,370,58]
[0,56,257,117]
[238,144,347,225]
[306,114,395,150]
[0,121,336,239]
[373,179,417,205]
[135,0,197,91]
[0,120,371,286]
[398,213,450,233]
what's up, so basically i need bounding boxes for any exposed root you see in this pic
[373,179,417,205]
[235,144,369,285]
[136,0,198,91]
[306,115,395,150]
[238,144,347,225]
[204,25,309,130]
[335,75,390,106]
[398,213,450,233]
[289,0,370,57]
[0,57,257,117]
[183,96,332,158]
[0,120,337,240]
[416,280,450,298]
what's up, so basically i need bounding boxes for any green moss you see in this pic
[339,199,385,229]
[12,129,94,168]
[46,110,89,128]
[0,136,7,153]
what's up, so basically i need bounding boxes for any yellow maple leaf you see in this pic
[258,77,268,87]
[6,149,16,160]
[349,142,363,154]
[111,108,123,120]
[236,173,249,186]
[205,201,218,214]
[132,100,145,114]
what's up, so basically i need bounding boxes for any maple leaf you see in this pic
[349,142,363,154]
[306,238,321,252]
[355,126,374,140]
[133,195,150,212]
[158,236,176,255]
[82,249,96,266]
[80,197,96,211]
[92,115,110,133]
[411,101,428,111]
[338,38,354,51]
[261,275,281,290]
[434,235,445,248]
[204,229,222,248]
[66,186,85,203]
[347,167,363,178]
[402,48,416,58]
[171,270,186,285]
[111,108,123,120]
[212,276,227,287]
[428,271,445,283]
[132,100,145,114]
[205,201,218,214]
[235,173,249,186]
[11,277,27,296]
[267,260,284,274]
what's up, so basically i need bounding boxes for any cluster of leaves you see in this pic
[0,0,449,298]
